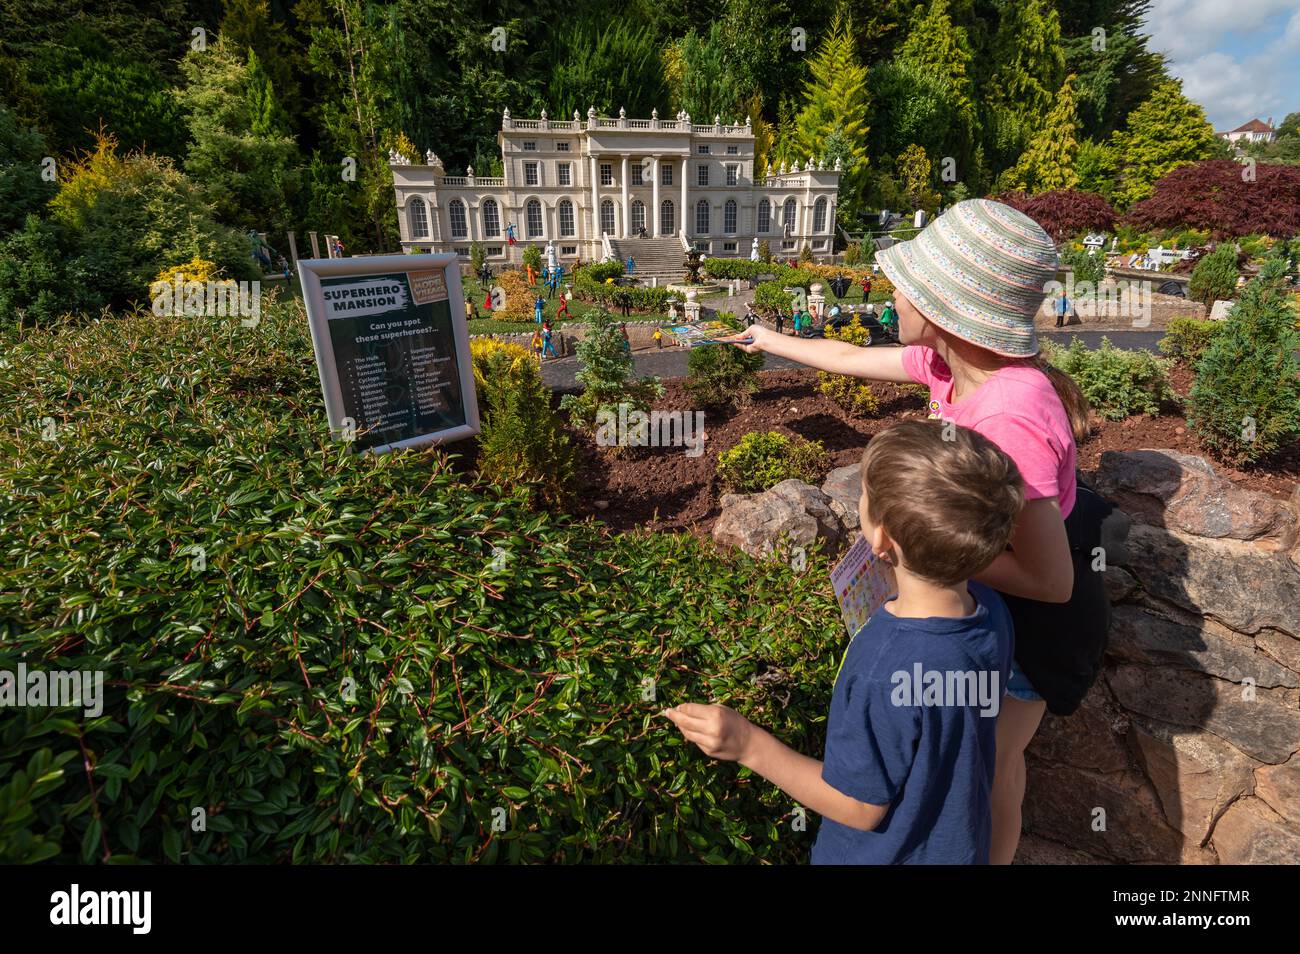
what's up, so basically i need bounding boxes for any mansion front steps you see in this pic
[606,237,694,282]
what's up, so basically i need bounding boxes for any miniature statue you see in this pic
[683,248,705,285]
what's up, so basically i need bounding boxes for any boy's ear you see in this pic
[870,523,896,564]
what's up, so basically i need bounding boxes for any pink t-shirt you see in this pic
[901,345,1077,517]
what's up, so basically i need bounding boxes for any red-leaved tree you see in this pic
[1125,160,1300,238]
[995,189,1118,241]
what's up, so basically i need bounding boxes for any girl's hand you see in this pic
[663,703,756,762]
[715,325,772,354]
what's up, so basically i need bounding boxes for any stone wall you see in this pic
[712,449,1300,863]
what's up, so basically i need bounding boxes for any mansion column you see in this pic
[621,155,630,238]
[680,159,689,240]
[589,154,601,239]
[650,156,660,238]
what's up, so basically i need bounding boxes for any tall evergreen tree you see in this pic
[895,0,978,177]
[1003,75,1081,194]
[984,0,1065,172]
[1110,79,1219,208]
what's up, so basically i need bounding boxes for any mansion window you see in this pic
[522,141,537,151]
[661,163,673,186]
[783,198,798,231]
[697,145,710,155]
[723,198,737,234]
[526,198,543,238]
[723,241,737,252]
[757,199,770,234]
[600,163,613,186]
[408,197,429,238]
[524,162,539,186]
[558,162,571,186]
[695,199,709,234]
[726,164,738,186]
[813,197,828,232]
[660,199,674,235]
[561,245,577,255]
[448,199,468,239]
[726,145,739,155]
[556,142,570,151]
[600,199,615,234]
[631,163,644,186]
[482,198,501,237]
[558,199,575,237]
[631,199,646,233]
[697,164,709,186]
[487,246,503,256]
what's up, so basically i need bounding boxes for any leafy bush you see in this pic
[1125,160,1300,239]
[842,242,863,267]
[817,322,880,415]
[716,431,830,494]
[998,188,1117,241]
[1060,245,1106,287]
[1188,244,1239,307]
[559,309,664,433]
[487,269,536,322]
[573,277,671,312]
[758,239,771,263]
[1043,337,1175,420]
[685,312,764,409]
[1188,259,1300,464]
[471,339,577,505]
[574,261,624,283]
[754,281,795,312]
[0,105,57,234]
[799,243,813,264]
[0,216,97,326]
[0,299,845,864]
[521,244,543,272]
[1159,317,1225,365]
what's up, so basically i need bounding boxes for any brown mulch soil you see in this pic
[567,365,1299,536]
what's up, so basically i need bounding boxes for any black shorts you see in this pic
[999,485,1114,716]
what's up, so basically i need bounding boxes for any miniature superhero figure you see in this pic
[534,295,545,324]
[542,321,558,358]
[483,289,493,311]
[556,292,572,320]
[506,223,517,246]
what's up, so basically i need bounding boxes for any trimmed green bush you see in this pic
[1188,243,1238,307]
[1060,245,1106,287]
[754,281,796,313]
[1188,259,1300,464]
[1158,316,1225,366]
[559,309,664,433]
[1044,337,1175,420]
[685,312,764,409]
[573,261,623,283]
[0,298,844,864]
[818,323,880,415]
[716,431,830,494]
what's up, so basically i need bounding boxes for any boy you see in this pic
[665,420,1024,864]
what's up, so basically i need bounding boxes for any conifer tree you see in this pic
[985,0,1066,170]
[1004,75,1081,194]
[1110,79,1220,208]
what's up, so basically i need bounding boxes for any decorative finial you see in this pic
[503,107,510,119]
[619,106,626,118]
[467,164,475,177]
[834,157,842,171]
[714,114,721,126]
[651,108,658,120]
[746,115,752,126]
[540,108,547,120]
[588,105,596,118]
[574,109,580,121]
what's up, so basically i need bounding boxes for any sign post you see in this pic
[298,253,480,454]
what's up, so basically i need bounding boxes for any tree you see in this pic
[1188,259,1300,464]
[670,23,747,121]
[897,144,940,214]
[1187,243,1239,307]
[894,0,978,169]
[559,310,664,434]
[1110,80,1219,208]
[998,189,1117,240]
[1075,138,1119,199]
[983,0,1066,171]
[790,11,870,223]
[0,105,56,234]
[867,61,956,165]
[176,43,301,233]
[1060,0,1168,140]
[548,19,669,119]
[1125,159,1300,238]
[1002,75,1081,194]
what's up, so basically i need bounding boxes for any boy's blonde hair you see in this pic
[859,420,1025,586]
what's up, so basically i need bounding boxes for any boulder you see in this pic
[1106,663,1300,764]
[1094,449,1296,550]
[713,479,843,560]
[1029,682,1130,774]
[1254,756,1300,826]
[1123,524,1300,636]
[1257,629,1300,675]
[1211,797,1300,864]
[1108,605,1300,688]
[1129,717,1255,845]
[1103,565,1138,603]
[820,463,862,532]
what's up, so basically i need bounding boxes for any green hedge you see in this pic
[703,259,810,287]
[0,300,843,863]
[1044,337,1176,420]
[1158,316,1225,365]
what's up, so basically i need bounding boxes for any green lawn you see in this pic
[461,276,672,335]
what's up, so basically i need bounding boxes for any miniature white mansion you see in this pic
[390,107,842,272]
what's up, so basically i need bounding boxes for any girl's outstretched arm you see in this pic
[718,325,912,381]
[975,497,1074,603]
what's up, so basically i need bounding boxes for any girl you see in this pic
[722,199,1110,864]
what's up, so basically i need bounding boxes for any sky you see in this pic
[1141,0,1300,131]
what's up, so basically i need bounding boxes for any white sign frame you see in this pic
[298,253,480,454]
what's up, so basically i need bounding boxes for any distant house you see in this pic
[1218,118,1276,144]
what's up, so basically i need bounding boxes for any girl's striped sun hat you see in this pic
[874,199,1058,357]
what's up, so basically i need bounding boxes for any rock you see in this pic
[1023,760,1199,862]
[712,479,843,560]
[1129,718,1255,845]
[1124,524,1300,636]
[820,463,862,532]
[1028,682,1130,774]
[1013,833,1108,865]
[1255,756,1300,826]
[593,499,609,510]
[1094,449,1296,550]
[1256,629,1300,675]
[1108,605,1300,688]
[1211,797,1300,864]
[1106,663,1300,764]
[1104,565,1138,602]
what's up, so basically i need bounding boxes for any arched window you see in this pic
[695,199,710,235]
[631,199,645,233]
[724,199,737,234]
[558,199,575,237]
[526,198,543,238]
[660,199,674,235]
[408,197,429,238]
[782,198,798,232]
[448,199,467,239]
[757,199,770,234]
[482,198,500,237]
[813,197,828,233]
[600,199,615,235]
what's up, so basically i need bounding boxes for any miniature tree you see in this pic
[470,242,486,278]
[685,312,764,409]
[560,309,664,434]
[1188,243,1238,307]
[1188,258,1300,464]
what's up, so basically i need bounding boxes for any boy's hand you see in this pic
[663,703,755,762]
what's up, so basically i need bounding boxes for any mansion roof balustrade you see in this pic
[500,106,753,136]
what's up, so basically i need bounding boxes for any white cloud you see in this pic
[1144,0,1298,60]
[1180,52,1284,129]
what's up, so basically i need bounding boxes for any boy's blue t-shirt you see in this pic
[811,581,1013,865]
